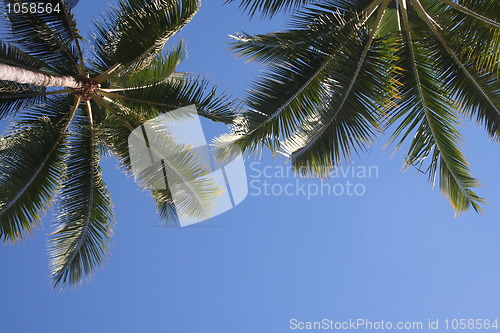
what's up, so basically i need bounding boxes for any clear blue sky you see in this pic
[1,1,500,332]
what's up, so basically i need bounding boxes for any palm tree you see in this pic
[0,0,235,288]
[219,0,499,214]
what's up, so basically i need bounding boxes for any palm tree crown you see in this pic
[219,0,499,214]
[0,0,234,288]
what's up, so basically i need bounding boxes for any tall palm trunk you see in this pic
[0,63,82,89]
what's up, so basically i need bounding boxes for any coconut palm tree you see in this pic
[0,0,235,288]
[219,0,499,214]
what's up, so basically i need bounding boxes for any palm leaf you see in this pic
[0,95,79,242]
[98,96,223,223]
[388,1,484,213]
[102,75,236,124]
[0,80,46,120]
[408,0,500,141]
[108,41,186,88]
[0,40,51,73]
[49,106,114,288]
[131,125,222,220]
[92,0,200,78]
[287,12,401,175]
[225,0,380,17]
[284,2,399,173]
[214,2,381,160]
[152,189,179,226]
[224,0,315,17]
[431,0,500,74]
[3,0,82,74]
[96,100,145,174]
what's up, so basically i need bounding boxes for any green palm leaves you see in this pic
[4,0,83,74]
[0,0,234,288]
[220,0,499,213]
[49,108,114,288]
[0,96,76,241]
[1,0,498,288]
[92,0,199,75]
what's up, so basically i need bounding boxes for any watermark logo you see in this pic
[248,162,379,200]
[128,105,248,227]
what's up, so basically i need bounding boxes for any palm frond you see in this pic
[152,189,179,226]
[101,106,220,224]
[288,16,400,175]
[0,81,46,120]
[0,41,52,74]
[92,0,200,78]
[3,0,82,74]
[109,41,186,88]
[448,65,500,140]
[410,0,500,140]
[99,97,223,223]
[229,0,382,62]
[95,99,144,173]
[285,2,399,174]
[214,2,381,160]
[432,0,500,74]
[102,75,236,124]
[0,95,79,243]
[49,106,114,288]
[225,0,378,17]
[388,2,484,214]
[224,0,315,17]
[229,30,314,65]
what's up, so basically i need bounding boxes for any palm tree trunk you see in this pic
[0,63,83,89]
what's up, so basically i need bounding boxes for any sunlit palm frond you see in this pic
[109,41,186,88]
[287,25,401,175]
[225,0,383,18]
[448,65,500,141]
[406,0,500,141]
[49,108,114,288]
[102,75,236,124]
[388,1,485,213]
[92,0,200,77]
[99,100,222,223]
[430,0,500,74]
[133,129,222,220]
[214,2,380,161]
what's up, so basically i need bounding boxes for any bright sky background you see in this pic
[1,1,500,332]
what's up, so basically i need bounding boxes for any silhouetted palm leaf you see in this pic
[4,0,83,74]
[225,0,315,17]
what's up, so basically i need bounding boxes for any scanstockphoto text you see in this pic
[248,161,379,200]
[289,318,500,331]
